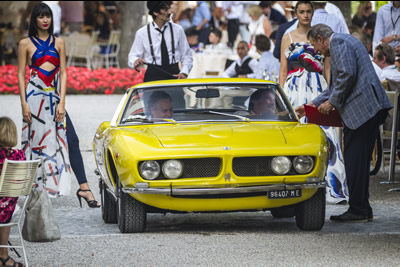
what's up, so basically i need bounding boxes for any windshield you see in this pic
[119,84,297,125]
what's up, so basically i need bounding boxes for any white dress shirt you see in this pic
[325,2,348,31]
[256,51,280,80]
[128,22,193,75]
[222,1,243,20]
[285,9,349,35]
[381,65,400,82]
[369,54,383,81]
[373,2,400,52]
[222,55,258,78]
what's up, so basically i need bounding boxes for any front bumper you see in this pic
[122,181,326,196]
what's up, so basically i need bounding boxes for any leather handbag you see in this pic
[22,159,61,242]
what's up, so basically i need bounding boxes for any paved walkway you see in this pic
[1,95,400,266]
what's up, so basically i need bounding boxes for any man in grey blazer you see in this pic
[296,24,393,222]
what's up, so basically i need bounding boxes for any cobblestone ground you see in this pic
[1,95,400,266]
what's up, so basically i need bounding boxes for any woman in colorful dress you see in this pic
[18,3,100,207]
[279,1,348,204]
[0,117,25,267]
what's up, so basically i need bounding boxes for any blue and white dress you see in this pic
[283,40,348,204]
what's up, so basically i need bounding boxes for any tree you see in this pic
[331,1,351,26]
[117,1,146,68]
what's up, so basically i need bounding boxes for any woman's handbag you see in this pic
[22,159,61,242]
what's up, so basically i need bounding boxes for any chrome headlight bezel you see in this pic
[271,156,292,175]
[162,160,183,179]
[139,160,160,180]
[293,156,314,174]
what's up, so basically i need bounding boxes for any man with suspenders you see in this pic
[128,1,193,82]
[128,1,193,108]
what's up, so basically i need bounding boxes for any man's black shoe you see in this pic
[330,211,369,223]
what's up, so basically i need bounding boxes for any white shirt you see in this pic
[369,54,383,80]
[222,55,258,78]
[128,22,193,75]
[381,65,400,82]
[373,2,400,52]
[43,1,61,35]
[285,9,350,35]
[325,3,348,31]
[272,3,285,16]
[222,1,243,20]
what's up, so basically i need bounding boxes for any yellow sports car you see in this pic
[93,78,329,233]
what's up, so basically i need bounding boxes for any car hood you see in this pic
[147,123,286,148]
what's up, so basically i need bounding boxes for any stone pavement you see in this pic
[1,94,400,266]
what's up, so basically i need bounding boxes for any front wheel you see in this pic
[117,181,147,233]
[295,188,326,231]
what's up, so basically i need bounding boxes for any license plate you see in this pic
[268,189,302,199]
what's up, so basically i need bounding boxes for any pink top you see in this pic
[0,148,26,223]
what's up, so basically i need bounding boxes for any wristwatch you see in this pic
[395,34,398,41]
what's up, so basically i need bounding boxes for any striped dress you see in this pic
[21,35,72,197]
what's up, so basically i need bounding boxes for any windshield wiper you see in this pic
[209,111,250,122]
[188,110,250,122]
[121,117,154,123]
[122,117,177,124]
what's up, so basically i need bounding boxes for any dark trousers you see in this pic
[66,112,87,185]
[343,109,388,216]
[227,19,240,48]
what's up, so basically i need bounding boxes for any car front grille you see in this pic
[232,157,276,176]
[180,158,222,178]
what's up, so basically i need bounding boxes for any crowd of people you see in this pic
[167,1,400,84]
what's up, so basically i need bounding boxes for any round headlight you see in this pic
[140,161,160,180]
[293,156,314,174]
[162,160,183,179]
[271,156,292,175]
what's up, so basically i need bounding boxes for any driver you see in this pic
[148,91,173,119]
[248,89,276,116]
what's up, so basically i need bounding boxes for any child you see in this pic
[0,117,24,267]
[207,28,226,50]
[185,26,201,53]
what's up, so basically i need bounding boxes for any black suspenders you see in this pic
[147,22,176,65]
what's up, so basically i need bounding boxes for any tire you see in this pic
[295,188,326,231]
[117,181,147,233]
[100,179,117,224]
[370,132,382,176]
[270,206,295,218]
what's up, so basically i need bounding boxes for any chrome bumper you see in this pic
[122,182,326,196]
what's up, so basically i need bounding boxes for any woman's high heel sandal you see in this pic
[76,189,100,208]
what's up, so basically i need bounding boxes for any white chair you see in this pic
[92,30,121,69]
[66,31,99,70]
[0,159,40,267]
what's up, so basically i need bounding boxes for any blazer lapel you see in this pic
[329,35,334,88]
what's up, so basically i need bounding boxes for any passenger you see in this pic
[248,89,276,117]
[148,91,173,119]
